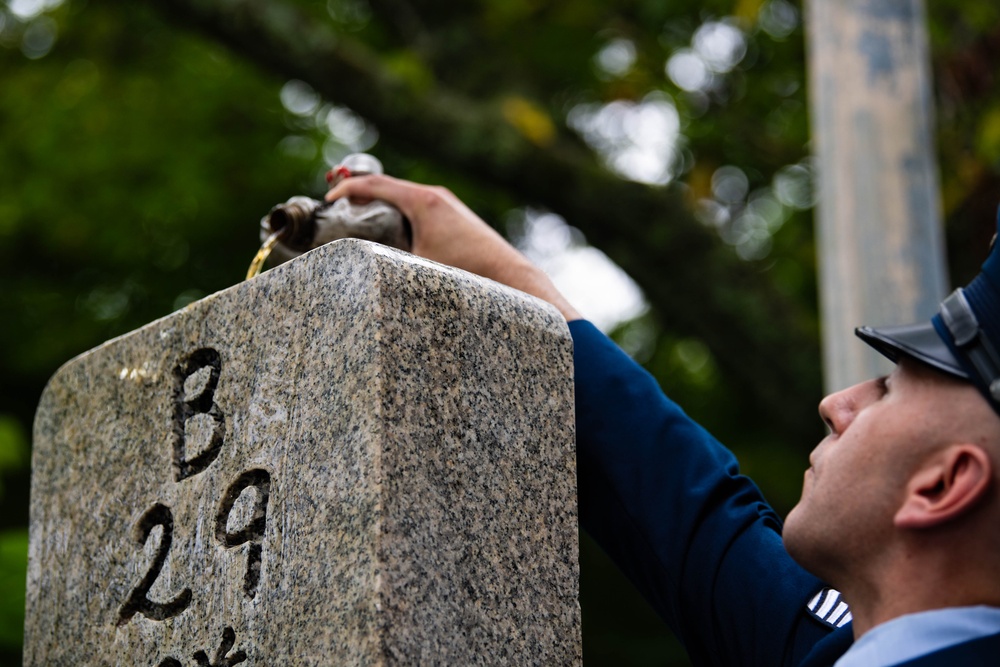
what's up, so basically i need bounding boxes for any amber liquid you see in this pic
[246,231,284,280]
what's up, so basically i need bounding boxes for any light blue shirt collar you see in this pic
[833,606,1000,667]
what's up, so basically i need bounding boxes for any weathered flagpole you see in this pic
[805,0,947,392]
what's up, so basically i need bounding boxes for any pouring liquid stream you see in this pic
[246,230,285,280]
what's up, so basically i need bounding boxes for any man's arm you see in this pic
[570,319,839,665]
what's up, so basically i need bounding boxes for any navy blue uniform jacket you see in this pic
[569,320,1000,666]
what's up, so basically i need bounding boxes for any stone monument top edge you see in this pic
[39,238,569,390]
[319,239,570,335]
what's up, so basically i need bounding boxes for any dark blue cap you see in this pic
[855,211,1000,416]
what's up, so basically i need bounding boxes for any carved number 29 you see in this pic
[117,470,272,626]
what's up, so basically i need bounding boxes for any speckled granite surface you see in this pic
[25,239,581,666]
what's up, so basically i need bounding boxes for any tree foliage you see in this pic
[2,0,999,663]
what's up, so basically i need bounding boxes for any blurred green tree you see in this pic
[2,0,999,664]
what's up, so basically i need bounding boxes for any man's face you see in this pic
[783,358,995,583]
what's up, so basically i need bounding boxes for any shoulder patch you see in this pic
[806,587,852,628]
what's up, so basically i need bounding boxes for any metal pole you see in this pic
[805,0,948,392]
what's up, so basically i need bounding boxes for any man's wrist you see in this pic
[491,259,580,321]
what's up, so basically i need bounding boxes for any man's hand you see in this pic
[326,174,581,321]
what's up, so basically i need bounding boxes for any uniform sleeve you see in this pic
[569,319,838,666]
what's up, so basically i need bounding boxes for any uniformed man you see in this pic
[325,174,1000,666]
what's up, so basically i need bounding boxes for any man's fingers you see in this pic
[324,173,371,201]
[325,173,408,206]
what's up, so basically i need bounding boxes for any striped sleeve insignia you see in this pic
[806,587,852,628]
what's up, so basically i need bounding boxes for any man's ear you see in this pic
[894,445,993,529]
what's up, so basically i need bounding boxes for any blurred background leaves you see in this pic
[2,0,1000,663]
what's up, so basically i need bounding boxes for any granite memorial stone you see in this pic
[25,239,581,665]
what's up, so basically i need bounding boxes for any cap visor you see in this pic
[855,322,970,380]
